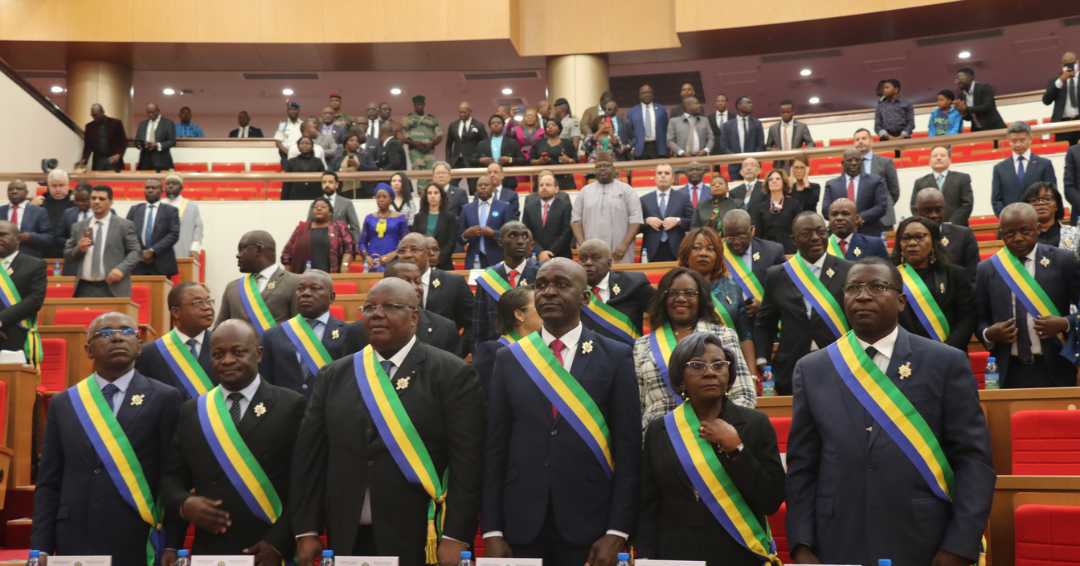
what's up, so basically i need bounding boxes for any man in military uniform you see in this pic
[273,101,304,169]
[329,93,354,129]
[402,95,443,190]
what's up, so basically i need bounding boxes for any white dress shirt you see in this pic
[254,263,279,293]
[1013,150,1033,176]
[94,370,135,417]
[274,118,303,150]
[980,244,1056,356]
[174,328,207,359]
[236,125,251,138]
[503,258,528,287]
[1055,70,1079,118]
[855,325,899,374]
[81,214,112,282]
[593,273,612,303]
[964,82,976,106]
[221,375,262,421]
[843,173,862,201]
[738,116,749,152]
[420,268,432,309]
[641,103,657,141]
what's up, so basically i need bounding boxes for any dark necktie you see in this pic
[186,338,198,358]
[863,346,879,430]
[549,340,565,418]
[1069,76,1078,109]
[1015,256,1033,364]
[381,360,395,379]
[228,392,244,424]
[101,383,119,413]
[144,204,155,247]
[1016,156,1026,189]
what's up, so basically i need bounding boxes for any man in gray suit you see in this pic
[63,185,141,298]
[307,172,361,242]
[765,100,816,171]
[910,147,974,226]
[854,128,900,229]
[666,97,714,157]
[135,102,177,172]
[215,230,301,328]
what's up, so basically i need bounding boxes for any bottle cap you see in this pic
[617,553,630,561]
[987,357,995,362]
[178,550,189,557]
[461,551,473,559]
[878,560,892,566]
[323,550,334,558]
[764,366,771,372]
[29,551,40,558]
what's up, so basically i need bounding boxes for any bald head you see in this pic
[722,209,755,255]
[538,257,588,286]
[913,188,947,224]
[369,277,419,308]
[213,319,261,350]
[1000,202,1038,226]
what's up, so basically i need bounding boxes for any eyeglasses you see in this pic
[664,288,699,299]
[360,303,417,317]
[178,299,215,309]
[684,360,731,373]
[899,233,930,244]
[724,234,749,243]
[843,281,900,297]
[1026,196,1055,205]
[237,243,263,253]
[89,328,139,342]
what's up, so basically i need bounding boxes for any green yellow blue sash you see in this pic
[826,331,954,501]
[710,293,737,329]
[509,332,614,476]
[282,316,333,375]
[354,347,447,564]
[989,248,1063,341]
[826,234,845,258]
[582,291,640,345]
[0,263,41,368]
[476,264,512,302]
[723,243,763,302]
[783,255,849,338]
[196,386,281,524]
[497,330,523,347]
[647,324,681,404]
[155,330,214,398]
[665,403,779,564]
[239,274,276,337]
[68,377,163,566]
[899,264,950,342]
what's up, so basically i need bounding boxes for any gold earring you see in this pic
[680,387,688,400]
[930,255,936,264]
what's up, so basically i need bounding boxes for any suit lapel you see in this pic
[236,380,272,438]
[426,268,443,306]
[115,373,150,432]
[560,328,597,425]
[392,343,427,400]
[262,268,282,300]
[322,318,345,353]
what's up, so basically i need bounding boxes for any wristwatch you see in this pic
[725,443,745,459]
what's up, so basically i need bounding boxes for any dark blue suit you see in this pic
[991,153,1057,216]
[493,186,521,222]
[483,328,641,560]
[471,258,541,349]
[136,330,217,400]
[640,189,693,261]
[458,198,512,267]
[31,372,186,563]
[258,315,348,397]
[719,117,766,181]
[786,328,995,566]
[580,271,655,344]
[674,183,711,216]
[976,244,1080,388]
[821,173,890,236]
[56,208,90,275]
[625,103,669,158]
[0,203,53,258]
[838,232,889,261]
[127,202,181,277]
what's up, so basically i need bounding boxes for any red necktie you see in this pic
[691,186,699,207]
[846,177,855,201]
[543,202,549,227]
[592,286,601,301]
[839,239,848,255]
[508,270,518,288]
[10,204,18,227]
[550,339,565,418]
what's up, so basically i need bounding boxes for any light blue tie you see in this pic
[863,156,872,175]
[479,201,488,255]
[936,174,945,190]
[658,192,668,243]
[144,204,155,247]
[803,264,820,318]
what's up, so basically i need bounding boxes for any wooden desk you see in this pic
[988,475,1080,566]
[0,364,40,487]
[39,298,140,328]
[330,273,388,294]
[131,276,173,339]
[177,257,200,283]
[37,325,94,389]
[756,396,793,419]
[333,295,363,322]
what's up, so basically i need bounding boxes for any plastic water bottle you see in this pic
[305,260,312,272]
[762,366,775,397]
[617,552,631,566]
[175,550,190,566]
[26,551,40,566]
[984,357,999,390]
[532,252,538,262]
[320,550,334,566]
[641,247,649,264]
[880,231,887,243]
[473,255,482,270]
[878,560,892,566]
[459,551,473,566]
[52,261,61,277]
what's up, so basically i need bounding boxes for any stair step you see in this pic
[4,517,31,549]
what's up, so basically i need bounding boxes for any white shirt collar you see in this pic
[1019,243,1039,261]
[934,168,950,177]
[421,268,431,286]
[174,328,207,347]
[1014,150,1032,162]
[374,334,418,369]
[541,323,582,352]
[222,375,262,399]
[840,233,854,245]
[94,369,136,394]
[307,311,332,325]
[781,119,795,126]
[257,264,278,281]
[1,251,18,266]
[596,272,611,291]
[802,251,828,270]
[855,325,900,360]
[504,258,527,274]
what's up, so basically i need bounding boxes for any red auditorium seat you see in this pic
[55,309,110,329]
[131,286,152,326]
[348,263,366,273]
[212,163,245,172]
[174,163,209,173]
[968,351,989,390]
[646,272,664,285]
[38,338,68,397]
[329,305,345,320]
[250,163,282,172]
[1014,504,1080,565]
[334,282,358,295]
[770,417,791,454]
[184,189,213,200]
[46,285,75,299]
[212,188,256,200]
[980,251,994,261]
[1032,142,1070,156]
[767,503,791,564]
[975,233,997,242]
[1011,410,1080,475]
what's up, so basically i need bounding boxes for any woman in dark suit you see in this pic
[281,136,326,200]
[789,156,820,214]
[891,216,976,351]
[410,183,458,271]
[753,169,803,254]
[691,176,743,232]
[471,285,542,396]
[637,332,785,566]
[474,114,525,169]
[529,119,579,192]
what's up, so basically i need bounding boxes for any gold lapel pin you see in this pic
[267,282,276,290]
[940,283,945,294]
[612,284,621,296]
[396,376,411,390]
[582,341,594,354]
[898,362,912,380]
[854,247,862,257]
[1040,257,1050,267]
[254,402,267,417]
[130,394,144,406]
[753,252,760,261]
[331,329,340,339]
[826,268,835,279]
[941,237,950,246]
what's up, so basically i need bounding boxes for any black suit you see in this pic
[229,126,264,138]
[446,119,488,192]
[582,271,655,344]
[734,237,787,328]
[0,252,47,353]
[941,224,979,284]
[959,83,1006,131]
[56,207,94,276]
[290,342,485,565]
[343,310,462,358]
[471,259,541,349]
[911,171,974,226]
[127,202,181,277]
[32,373,186,562]
[377,137,408,174]
[135,117,177,171]
[161,380,306,557]
[706,110,736,147]
[753,254,854,394]
[1042,74,1080,145]
[411,210,459,271]
[729,181,765,218]
[136,329,217,400]
[424,267,473,349]
[522,197,573,259]
[259,316,348,397]
[897,263,976,351]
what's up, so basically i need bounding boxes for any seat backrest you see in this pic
[329,305,345,320]
[646,272,664,284]
[1011,410,1080,475]
[1015,504,1080,564]
[334,282,358,295]
[130,286,151,325]
[39,339,68,393]
[54,309,110,329]
[770,417,792,454]
[46,285,75,299]
[968,351,989,390]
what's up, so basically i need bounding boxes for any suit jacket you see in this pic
[941,224,979,283]
[135,116,177,170]
[836,232,889,261]
[482,328,641,545]
[786,328,996,565]
[308,195,361,243]
[491,186,521,222]
[377,137,408,173]
[63,215,142,297]
[446,119,488,168]
[728,181,766,218]
[666,113,714,156]
[343,310,462,358]
[474,139,526,192]
[458,198,512,266]
[31,372,186,562]
[1065,144,1080,225]
[822,174,890,236]
[765,120,815,153]
[706,110,736,142]
[228,126,264,138]
[690,196,743,232]
[161,380,306,557]
[743,238,787,289]
[675,183,712,213]
[215,267,301,328]
[290,343,485,565]
[0,252,47,352]
[447,185,470,218]
[911,171,974,225]
[136,329,217,400]
[471,259,541,348]
[626,102,670,157]
[753,254,853,394]
[126,202,181,277]
[0,204,52,258]
[959,82,1006,131]
[259,315,348,397]
[1043,74,1079,123]
[991,153,1058,216]
[522,196,573,259]
[898,263,976,351]
[411,210,459,270]
[640,189,693,260]
[81,117,127,164]
[868,153,901,227]
[56,208,94,276]
[976,244,1080,387]
[581,271,655,343]
[719,116,766,180]
[424,267,473,348]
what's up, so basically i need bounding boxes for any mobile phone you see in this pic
[1068,62,1077,72]
[83,228,93,239]
[542,152,549,158]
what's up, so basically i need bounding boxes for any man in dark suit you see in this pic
[258,270,347,397]
[135,102,177,172]
[765,100,816,170]
[1,180,54,258]
[641,166,693,262]
[127,179,181,278]
[395,233,473,350]
[578,239,655,344]
[674,161,711,210]
[786,257,995,566]
[136,282,217,399]
[913,188,980,283]
[977,203,1080,388]
[1065,143,1080,225]
[828,199,889,261]
[471,221,541,349]
[476,129,525,193]
[719,96,766,181]
[76,104,128,172]
[459,176,512,268]
[753,212,854,394]
[63,185,142,298]
[910,147,974,226]
[446,102,487,193]
[484,163,521,221]
[721,209,786,322]
[728,158,766,215]
[291,278,485,566]
[33,169,73,259]
[1041,52,1080,145]
[161,319,306,566]
[822,149,890,237]
[32,312,185,565]
[706,94,736,148]
[955,67,1006,132]
[343,260,462,357]
[320,107,349,147]
[991,121,1058,216]
[853,128,900,229]
[523,172,573,260]
[216,231,301,328]
[482,259,640,566]
[376,123,407,173]
[56,185,94,276]
[0,220,47,356]
[229,111,264,138]
[625,85,669,160]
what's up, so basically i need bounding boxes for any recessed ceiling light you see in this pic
[502,88,513,95]
[50,85,64,93]
[514,115,523,121]
[163,88,175,95]
[282,88,294,95]
[800,69,812,76]
[959,51,971,59]
[390,88,402,95]
[809,97,820,104]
